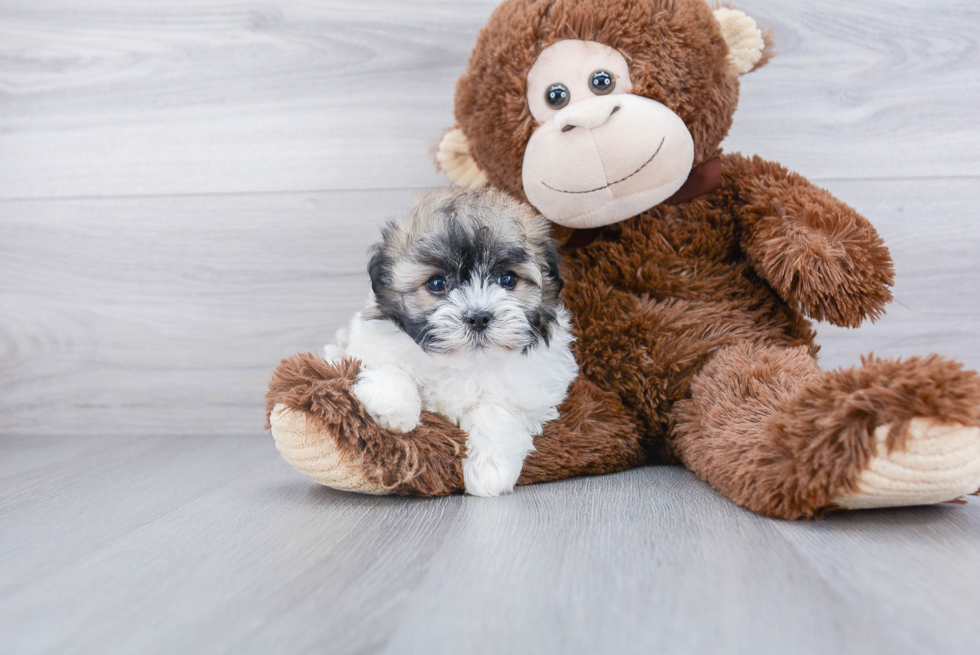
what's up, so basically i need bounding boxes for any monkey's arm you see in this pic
[722,153,895,327]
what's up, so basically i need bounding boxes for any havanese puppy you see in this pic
[323,187,577,496]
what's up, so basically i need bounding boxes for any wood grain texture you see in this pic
[2,0,980,652]
[3,434,979,655]
[0,189,415,435]
[0,0,979,199]
[0,0,496,199]
[0,0,977,436]
[0,179,976,436]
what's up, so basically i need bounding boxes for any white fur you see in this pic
[425,279,537,354]
[324,301,578,497]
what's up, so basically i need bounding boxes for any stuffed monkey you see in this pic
[267,0,980,519]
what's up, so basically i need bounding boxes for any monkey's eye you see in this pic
[590,70,615,95]
[545,84,570,109]
[498,272,518,290]
[425,275,448,295]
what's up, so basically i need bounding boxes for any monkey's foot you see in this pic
[831,418,980,510]
[266,353,466,496]
[271,404,389,494]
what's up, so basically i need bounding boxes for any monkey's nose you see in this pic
[465,311,493,332]
[555,98,622,132]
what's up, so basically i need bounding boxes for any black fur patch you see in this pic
[413,219,531,289]
[542,240,564,295]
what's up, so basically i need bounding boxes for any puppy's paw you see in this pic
[352,368,421,434]
[462,455,522,497]
[322,343,346,364]
[322,328,350,364]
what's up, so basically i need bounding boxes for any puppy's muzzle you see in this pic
[465,310,493,333]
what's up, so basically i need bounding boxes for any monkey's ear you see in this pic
[713,7,773,74]
[436,127,489,189]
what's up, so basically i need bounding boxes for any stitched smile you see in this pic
[541,137,665,195]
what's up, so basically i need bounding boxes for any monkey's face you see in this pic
[522,40,695,229]
[442,0,772,230]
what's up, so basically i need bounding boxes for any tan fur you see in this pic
[267,0,980,519]
[399,187,554,268]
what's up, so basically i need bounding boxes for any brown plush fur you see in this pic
[266,353,647,492]
[518,375,648,483]
[267,0,980,519]
[266,354,466,495]
[455,0,753,202]
[673,346,980,518]
[729,155,894,327]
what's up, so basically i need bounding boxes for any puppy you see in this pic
[323,187,577,496]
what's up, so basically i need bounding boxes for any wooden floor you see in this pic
[1,1,979,653]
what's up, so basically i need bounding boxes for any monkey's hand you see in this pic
[352,365,422,434]
[725,153,894,327]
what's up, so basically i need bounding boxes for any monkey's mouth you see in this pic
[541,137,665,195]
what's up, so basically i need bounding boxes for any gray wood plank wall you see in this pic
[2,0,978,437]
[3,3,980,654]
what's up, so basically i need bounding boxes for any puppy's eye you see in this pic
[425,275,448,295]
[545,84,569,109]
[498,272,517,290]
[590,70,615,95]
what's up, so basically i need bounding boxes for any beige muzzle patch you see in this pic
[522,94,694,228]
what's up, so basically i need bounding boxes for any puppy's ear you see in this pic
[369,220,401,296]
[367,246,390,296]
[542,240,564,295]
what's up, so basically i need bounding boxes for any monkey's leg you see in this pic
[267,353,646,496]
[519,376,647,485]
[671,343,980,519]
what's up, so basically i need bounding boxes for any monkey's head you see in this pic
[437,0,773,229]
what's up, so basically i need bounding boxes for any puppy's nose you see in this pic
[465,310,493,332]
[555,97,621,133]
